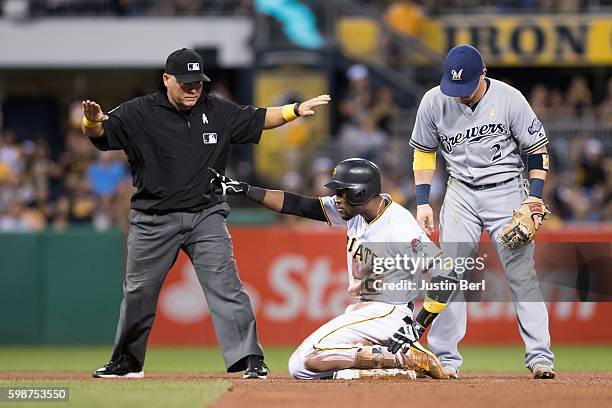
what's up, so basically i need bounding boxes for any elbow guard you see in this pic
[527,152,549,172]
[413,150,436,171]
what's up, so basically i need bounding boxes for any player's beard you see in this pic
[339,205,359,220]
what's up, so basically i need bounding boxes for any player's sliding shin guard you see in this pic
[354,346,399,369]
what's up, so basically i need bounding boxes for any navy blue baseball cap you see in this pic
[440,45,485,97]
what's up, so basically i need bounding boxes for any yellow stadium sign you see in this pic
[423,15,612,66]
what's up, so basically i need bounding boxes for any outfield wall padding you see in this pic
[0,230,124,344]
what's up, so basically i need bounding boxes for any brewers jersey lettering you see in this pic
[410,78,548,185]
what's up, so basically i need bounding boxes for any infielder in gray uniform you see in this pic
[409,44,555,379]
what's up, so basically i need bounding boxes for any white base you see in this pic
[333,368,417,380]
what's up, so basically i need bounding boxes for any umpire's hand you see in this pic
[297,95,331,116]
[208,168,249,196]
[387,316,422,354]
[82,100,109,122]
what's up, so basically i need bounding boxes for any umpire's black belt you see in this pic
[453,175,519,191]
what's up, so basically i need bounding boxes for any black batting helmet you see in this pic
[324,158,381,206]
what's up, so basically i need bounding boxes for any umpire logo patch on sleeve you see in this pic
[203,133,217,144]
[528,118,542,134]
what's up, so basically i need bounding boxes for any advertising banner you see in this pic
[423,14,612,66]
[149,227,612,345]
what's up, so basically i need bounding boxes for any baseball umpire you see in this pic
[407,44,554,379]
[81,48,330,379]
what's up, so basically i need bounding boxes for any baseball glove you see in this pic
[498,199,550,249]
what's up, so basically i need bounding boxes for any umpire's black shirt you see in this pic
[90,86,266,213]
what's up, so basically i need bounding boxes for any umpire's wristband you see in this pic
[415,184,431,205]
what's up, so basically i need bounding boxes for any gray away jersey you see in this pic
[410,78,548,185]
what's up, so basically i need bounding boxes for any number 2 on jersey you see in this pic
[490,143,502,162]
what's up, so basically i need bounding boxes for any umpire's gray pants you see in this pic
[111,202,263,371]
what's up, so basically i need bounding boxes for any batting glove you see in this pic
[208,167,249,196]
[387,316,424,354]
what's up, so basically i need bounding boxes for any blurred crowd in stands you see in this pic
[2,62,609,232]
[0,0,609,233]
[1,0,252,17]
[4,0,612,18]
[529,76,612,124]
[0,126,133,232]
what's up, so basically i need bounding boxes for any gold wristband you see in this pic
[82,116,101,129]
[281,104,298,122]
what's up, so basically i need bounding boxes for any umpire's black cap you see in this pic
[165,48,211,83]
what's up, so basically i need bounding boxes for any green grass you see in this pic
[0,346,294,373]
[0,345,610,373]
[460,345,612,371]
[0,379,228,408]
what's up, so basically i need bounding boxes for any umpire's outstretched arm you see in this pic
[208,168,327,222]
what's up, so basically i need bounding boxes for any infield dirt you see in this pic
[2,371,610,408]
